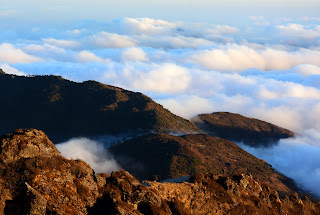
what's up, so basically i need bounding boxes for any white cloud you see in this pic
[277,24,320,39]
[239,130,320,196]
[138,35,215,49]
[122,47,148,61]
[128,63,191,94]
[88,32,136,48]
[0,43,41,64]
[158,95,214,119]
[24,44,67,54]
[122,17,177,35]
[77,51,110,63]
[292,64,320,77]
[0,64,26,76]
[43,38,80,49]
[191,44,320,71]
[205,25,240,35]
[57,138,121,173]
[256,80,320,99]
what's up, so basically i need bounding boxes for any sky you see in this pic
[1,0,320,197]
[1,0,320,24]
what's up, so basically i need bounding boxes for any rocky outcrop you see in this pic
[0,129,60,164]
[110,133,299,196]
[192,112,294,147]
[88,170,181,215]
[148,173,320,215]
[0,129,100,214]
[0,72,200,142]
[0,129,319,214]
[0,129,188,214]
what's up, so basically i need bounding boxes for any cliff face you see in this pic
[192,112,295,147]
[0,73,200,142]
[110,133,298,196]
[0,129,319,215]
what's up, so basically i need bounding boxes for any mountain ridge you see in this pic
[110,132,299,196]
[192,112,295,147]
[0,71,200,142]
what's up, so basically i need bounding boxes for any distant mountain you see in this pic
[0,71,200,141]
[1,129,319,215]
[192,112,294,147]
[110,133,298,196]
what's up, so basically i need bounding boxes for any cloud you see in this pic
[292,64,320,77]
[157,95,214,119]
[56,138,121,173]
[88,32,136,48]
[239,130,320,197]
[121,17,177,35]
[77,51,110,63]
[122,47,148,61]
[43,38,80,49]
[138,35,215,49]
[191,44,320,72]
[24,44,67,55]
[0,43,41,64]
[0,64,26,76]
[277,24,320,39]
[205,25,240,35]
[122,63,191,94]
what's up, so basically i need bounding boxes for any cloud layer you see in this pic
[239,130,320,197]
[1,17,320,196]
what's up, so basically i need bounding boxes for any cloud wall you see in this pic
[239,130,320,197]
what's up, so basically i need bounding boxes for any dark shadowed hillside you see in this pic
[1,129,319,215]
[110,133,298,196]
[192,112,294,147]
[0,71,200,141]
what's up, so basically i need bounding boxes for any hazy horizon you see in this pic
[1,0,320,25]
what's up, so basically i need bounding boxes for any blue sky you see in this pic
[1,0,320,196]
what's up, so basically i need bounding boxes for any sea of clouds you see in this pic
[1,16,320,195]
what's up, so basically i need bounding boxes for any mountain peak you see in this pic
[192,112,294,147]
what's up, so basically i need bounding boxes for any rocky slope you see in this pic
[0,71,199,142]
[110,133,298,196]
[0,129,319,214]
[0,129,181,214]
[192,112,295,147]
